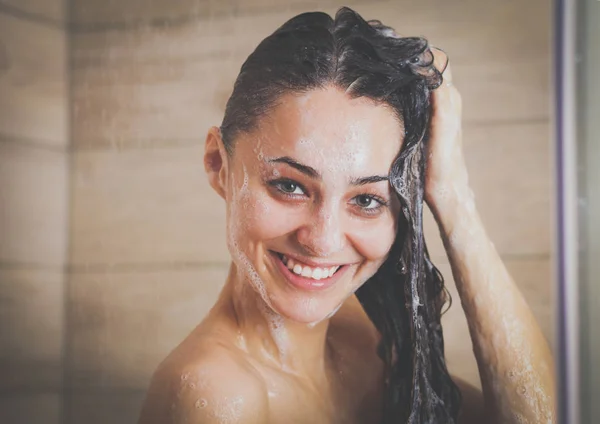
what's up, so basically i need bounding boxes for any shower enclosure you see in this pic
[555,0,599,422]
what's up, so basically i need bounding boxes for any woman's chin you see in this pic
[269,296,343,325]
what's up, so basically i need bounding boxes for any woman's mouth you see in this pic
[269,251,347,291]
[281,254,341,280]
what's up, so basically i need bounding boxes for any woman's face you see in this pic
[220,86,403,324]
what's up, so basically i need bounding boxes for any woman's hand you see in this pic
[424,48,471,215]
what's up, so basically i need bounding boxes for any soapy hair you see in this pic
[220,7,461,423]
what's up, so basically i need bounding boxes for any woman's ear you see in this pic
[204,126,229,200]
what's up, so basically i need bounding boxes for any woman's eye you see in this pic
[354,195,380,209]
[274,180,305,195]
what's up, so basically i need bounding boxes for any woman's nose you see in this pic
[295,207,345,257]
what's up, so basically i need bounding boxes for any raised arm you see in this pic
[425,50,556,423]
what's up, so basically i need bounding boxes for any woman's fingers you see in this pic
[430,46,450,78]
[429,46,461,118]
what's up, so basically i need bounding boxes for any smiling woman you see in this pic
[136,6,555,424]
[220,87,404,326]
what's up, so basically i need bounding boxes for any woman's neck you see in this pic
[220,261,334,381]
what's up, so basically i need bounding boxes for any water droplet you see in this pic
[181,373,189,381]
[513,412,527,424]
[195,398,207,408]
[519,385,527,395]
[397,258,407,274]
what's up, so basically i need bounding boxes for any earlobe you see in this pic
[204,126,228,199]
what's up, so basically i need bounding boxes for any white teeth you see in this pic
[286,258,295,270]
[280,254,340,280]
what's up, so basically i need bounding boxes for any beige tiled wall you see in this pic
[2,0,555,422]
[0,1,68,423]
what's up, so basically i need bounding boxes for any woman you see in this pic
[138,7,555,424]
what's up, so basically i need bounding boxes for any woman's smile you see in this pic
[268,250,352,292]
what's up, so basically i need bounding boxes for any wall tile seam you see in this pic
[67,261,232,274]
[71,138,204,152]
[0,3,64,29]
[0,135,69,154]
[0,261,68,271]
[0,386,64,396]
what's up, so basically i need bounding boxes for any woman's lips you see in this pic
[269,251,348,292]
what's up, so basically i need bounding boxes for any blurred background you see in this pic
[0,0,554,422]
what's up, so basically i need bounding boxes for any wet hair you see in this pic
[220,6,462,424]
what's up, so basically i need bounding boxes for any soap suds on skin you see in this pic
[209,395,244,423]
[227,164,295,368]
[258,298,292,369]
[227,166,273,309]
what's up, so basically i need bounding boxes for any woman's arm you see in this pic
[426,51,556,423]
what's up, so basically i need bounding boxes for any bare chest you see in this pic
[260,349,384,424]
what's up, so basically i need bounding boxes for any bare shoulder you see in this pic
[452,375,487,424]
[137,334,268,424]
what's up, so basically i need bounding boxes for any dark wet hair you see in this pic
[220,7,462,424]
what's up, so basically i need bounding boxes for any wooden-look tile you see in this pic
[67,266,229,389]
[70,0,549,63]
[0,393,61,424]
[70,0,389,28]
[70,13,271,149]
[349,0,550,61]
[453,58,550,124]
[0,13,68,147]
[0,269,64,390]
[424,121,551,260]
[71,0,230,28]
[67,391,146,424]
[463,122,551,255]
[0,0,65,23]
[70,146,229,266]
[0,142,69,266]
[70,0,549,149]
[71,58,238,149]
[440,258,553,389]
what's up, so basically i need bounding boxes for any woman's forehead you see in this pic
[241,87,404,172]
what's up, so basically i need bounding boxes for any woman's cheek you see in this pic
[351,217,397,260]
[242,192,301,241]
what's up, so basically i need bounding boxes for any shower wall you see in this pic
[0,0,553,422]
[0,0,69,423]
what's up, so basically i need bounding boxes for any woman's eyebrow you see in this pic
[350,175,389,186]
[267,156,389,186]
[268,156,320,179]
